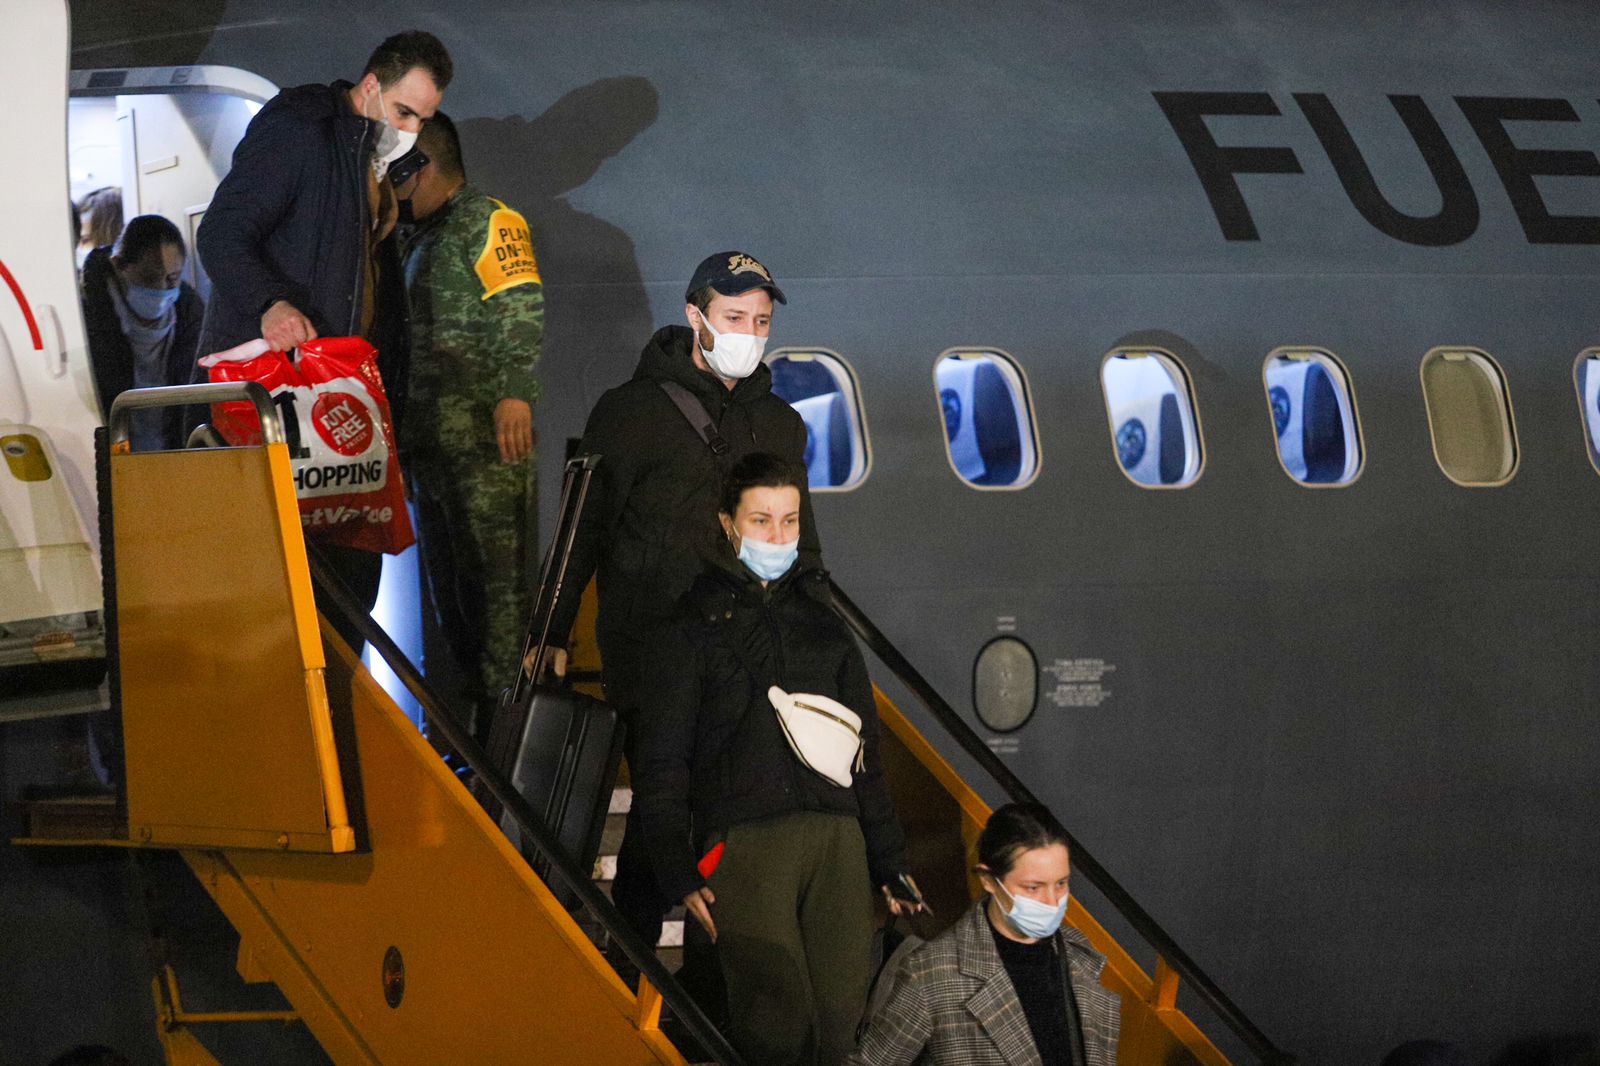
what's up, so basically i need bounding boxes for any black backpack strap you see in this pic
[658,380,729,456]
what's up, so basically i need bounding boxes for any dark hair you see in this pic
[45,1046,132,1066]
[417,110,465,179]
[977,803,1070,879]
[78,186,123,249]
[363,31,453,91]
[718,452,805,517]
[112,214,186,266]
[687,286,715,314]
[70,198,81,245]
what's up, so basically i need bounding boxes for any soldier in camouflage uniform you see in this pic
[395,112,543,739]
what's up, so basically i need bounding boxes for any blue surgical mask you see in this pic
[736,535,798,582]
[993,880,1068,940]
[124,283,180,321]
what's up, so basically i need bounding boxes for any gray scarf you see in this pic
[107,276,177,451]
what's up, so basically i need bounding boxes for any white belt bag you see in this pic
[768,685,866,788]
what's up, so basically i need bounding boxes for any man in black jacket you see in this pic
[194,31,451,636]
[551,251,819,948]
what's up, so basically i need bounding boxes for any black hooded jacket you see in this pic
[634,558,909,904]
[193,81,410,429]
[554,324,821,711]
[80,246,204,449]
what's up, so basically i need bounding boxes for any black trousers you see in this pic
[313,543,384,655]
[613,727,670,948]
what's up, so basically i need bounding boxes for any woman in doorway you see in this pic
[846,803,1121,1066]
[80,213,204,451]
[76,185,123,271]
[634,451,921,1066]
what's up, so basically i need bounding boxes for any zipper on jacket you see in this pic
[347,120,373,336]
[758,594,799,800]
[760,592,787,688]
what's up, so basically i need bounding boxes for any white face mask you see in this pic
[735,533,799,582]
[367,84,418,179]
[694,307,767,381]
[992,878,1069,940]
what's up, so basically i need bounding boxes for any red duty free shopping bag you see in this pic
[198,337,415,554]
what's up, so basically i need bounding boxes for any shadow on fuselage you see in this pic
[458,74,661,406]
[67,0,226,67]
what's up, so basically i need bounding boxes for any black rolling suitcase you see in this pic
[478,455,623,906]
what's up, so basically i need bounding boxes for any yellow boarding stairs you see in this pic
[15,382,1289,1065]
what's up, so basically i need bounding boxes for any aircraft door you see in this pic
[69,65,277,306]
[1,1,107,692]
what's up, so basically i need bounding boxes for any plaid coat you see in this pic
[846,899,1120,1066]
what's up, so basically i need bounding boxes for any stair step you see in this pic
[587,788,685,984]
[16,791,123,840]
[598,814,626,859]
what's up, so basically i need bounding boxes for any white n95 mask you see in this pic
[368,85,418,179]
[695,308,767,380]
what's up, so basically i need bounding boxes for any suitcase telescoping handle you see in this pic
[509,454,600,710]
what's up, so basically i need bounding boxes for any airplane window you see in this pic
[974,636,1038,733]
[1262,349,1363,486]
[933,350,1040,489]
[1419,347,1518,486]
[1573,350,1600,475]
[767,349,870,490]
[1100,349,1204,488]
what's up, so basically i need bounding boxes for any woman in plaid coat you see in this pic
[846,805,1120,1066]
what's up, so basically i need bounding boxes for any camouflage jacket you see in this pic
[401,184,543,458]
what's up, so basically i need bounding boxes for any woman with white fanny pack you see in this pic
[633,452,921,1066]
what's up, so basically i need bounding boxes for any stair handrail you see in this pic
[826,579,1295,1066]
[308,548,748,1066]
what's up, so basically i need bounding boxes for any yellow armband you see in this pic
[475,198,542,300]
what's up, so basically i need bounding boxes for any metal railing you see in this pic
[105,384,739,1061]
[108,380,280,448]
[827,579,1295,1065]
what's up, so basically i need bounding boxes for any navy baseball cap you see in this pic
[686,251,787,305]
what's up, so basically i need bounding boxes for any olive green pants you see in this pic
[706,811,875,1066]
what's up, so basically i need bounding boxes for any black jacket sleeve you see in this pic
[78,252,128,419]
[196,106,312,327]
[792,408,824,568]
[841,637,910,887]
[634,617,708,904]
[163,286,206,449]
[549,392,625,647]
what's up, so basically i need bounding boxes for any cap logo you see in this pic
[727,254,772,281]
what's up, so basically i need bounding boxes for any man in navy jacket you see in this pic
[194,31,451,638]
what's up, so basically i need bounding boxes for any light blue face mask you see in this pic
[124,283,180,321]
[737,535,798,582]
[993,879,1069,940]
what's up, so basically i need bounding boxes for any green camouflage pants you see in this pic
[409,450,537,733]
